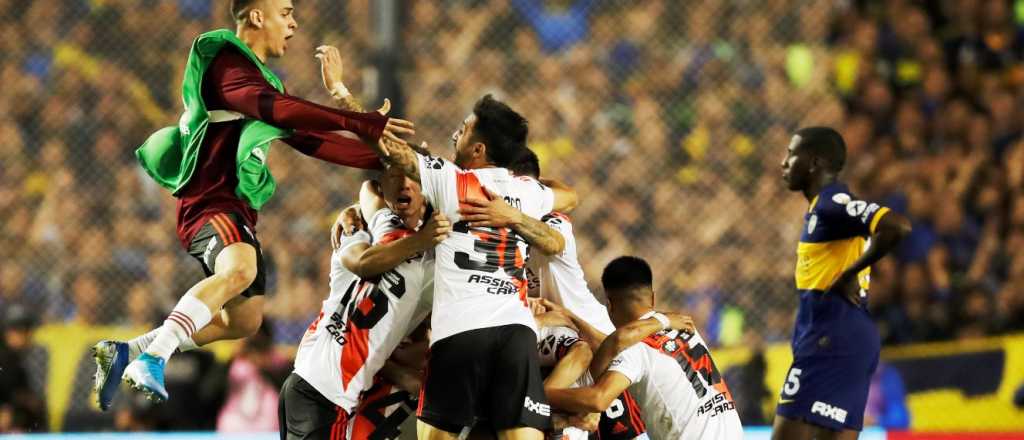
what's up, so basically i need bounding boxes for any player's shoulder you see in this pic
[418,153,458,172]
[813,182,864,215]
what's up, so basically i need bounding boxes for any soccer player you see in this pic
[366,95,577,440]
[281,169,447,440]
[502,150,649,440]
[92,0,415,408]
[772,127,911,440]
[545,256,743,440]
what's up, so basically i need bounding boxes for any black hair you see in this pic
[469,94,528,167]
[231,0,262,22]
[795,126,846,172]
[509,148,541,178]
[601,256,653,294]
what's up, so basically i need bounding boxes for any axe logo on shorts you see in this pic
[523,396,550,417]
[811,401,848,424]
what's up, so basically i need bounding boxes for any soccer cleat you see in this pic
[122,353,169,403]
[91,340,130,411]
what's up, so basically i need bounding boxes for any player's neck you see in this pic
[237,29,269,63]
[803,174,837,202]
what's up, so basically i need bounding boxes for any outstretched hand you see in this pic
[315,45,345,95]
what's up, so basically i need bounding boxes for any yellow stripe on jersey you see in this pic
[869,207,891,234]
[795,237,871,291]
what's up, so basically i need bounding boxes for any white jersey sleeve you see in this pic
[607,344,647,384]
[416,153,461,221]
[367,208,404,242]
[536,326,583,367]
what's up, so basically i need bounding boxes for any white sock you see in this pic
[178,336,200,352]
[145,295,213,361]
[127,329,160,359]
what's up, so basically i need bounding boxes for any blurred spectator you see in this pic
[865,362,911,430]
[216,323,289,433]
[5,0,1024,431]
[0,303,47,432]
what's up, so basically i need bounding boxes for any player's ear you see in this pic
[248,8,264,28]
[473,142,487,162]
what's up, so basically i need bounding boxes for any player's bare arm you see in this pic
[341,211,450,278]
[372,137,420,182]
[315,45,366,112]
[358,179,388,221]
[540,299,608,348]
[543,340,592,390]
[828,211,912,304]
[539,178,578,212]
[545,371,632,414]
[379,359,423,395]
[458,188,566,255]
[590,313,694,378]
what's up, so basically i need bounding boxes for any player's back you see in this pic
[293,209,432,412]
[528,212,616,334]
[417,154,554,344]
[610,329,742,440]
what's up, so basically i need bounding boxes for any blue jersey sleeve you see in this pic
[815,190,891,239]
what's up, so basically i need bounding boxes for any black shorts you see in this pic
[186,212,266,297]
[598,391,647,440]
[417,324,551,433]
[279,373,350,440]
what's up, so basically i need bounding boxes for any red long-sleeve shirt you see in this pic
[175,47,385,248]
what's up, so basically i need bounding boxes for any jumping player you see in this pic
[545,257,743,440]
[367,95,577,440]
[281,167,446,440]
[772,127,910,440]
[92,0,414,408]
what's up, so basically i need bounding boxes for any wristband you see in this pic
[639,311,671,330]
[330,82,351,99]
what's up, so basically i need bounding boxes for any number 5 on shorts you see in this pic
[783,367,802,396]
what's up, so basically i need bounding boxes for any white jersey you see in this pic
[293,208,434,412]
[526,213,616,335]
[607,329,743,440]
[417,153,554,344]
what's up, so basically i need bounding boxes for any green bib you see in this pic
[135,29,291,210]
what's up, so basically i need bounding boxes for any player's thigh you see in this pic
[221,294,264,333]
[280,373,349,440]
[496,427,544,440]
[213,241,258,286]
[487,325,551,433]
[772,416,860,440]
[417,419,460,440]
[417,331,486,431]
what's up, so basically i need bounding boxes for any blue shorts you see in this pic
[775,291,880,431]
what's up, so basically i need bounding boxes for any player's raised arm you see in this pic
[208,48,413,142]
[371,138,421,182]
[458,187,566,255]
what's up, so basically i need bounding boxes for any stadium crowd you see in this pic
[1,0,1023,432]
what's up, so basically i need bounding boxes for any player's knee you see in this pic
[218,263,257,293]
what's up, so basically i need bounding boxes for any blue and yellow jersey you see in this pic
[796,182,890,295]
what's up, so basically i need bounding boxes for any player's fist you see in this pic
[664,312,696,334]
[331,204,365,249]
[414,212,450,249]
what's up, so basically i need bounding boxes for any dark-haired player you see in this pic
[93,0,414,407]
[506,150,649,440]
[773,127,910,440]
[544,256,742,440]
[367,95,577,440]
